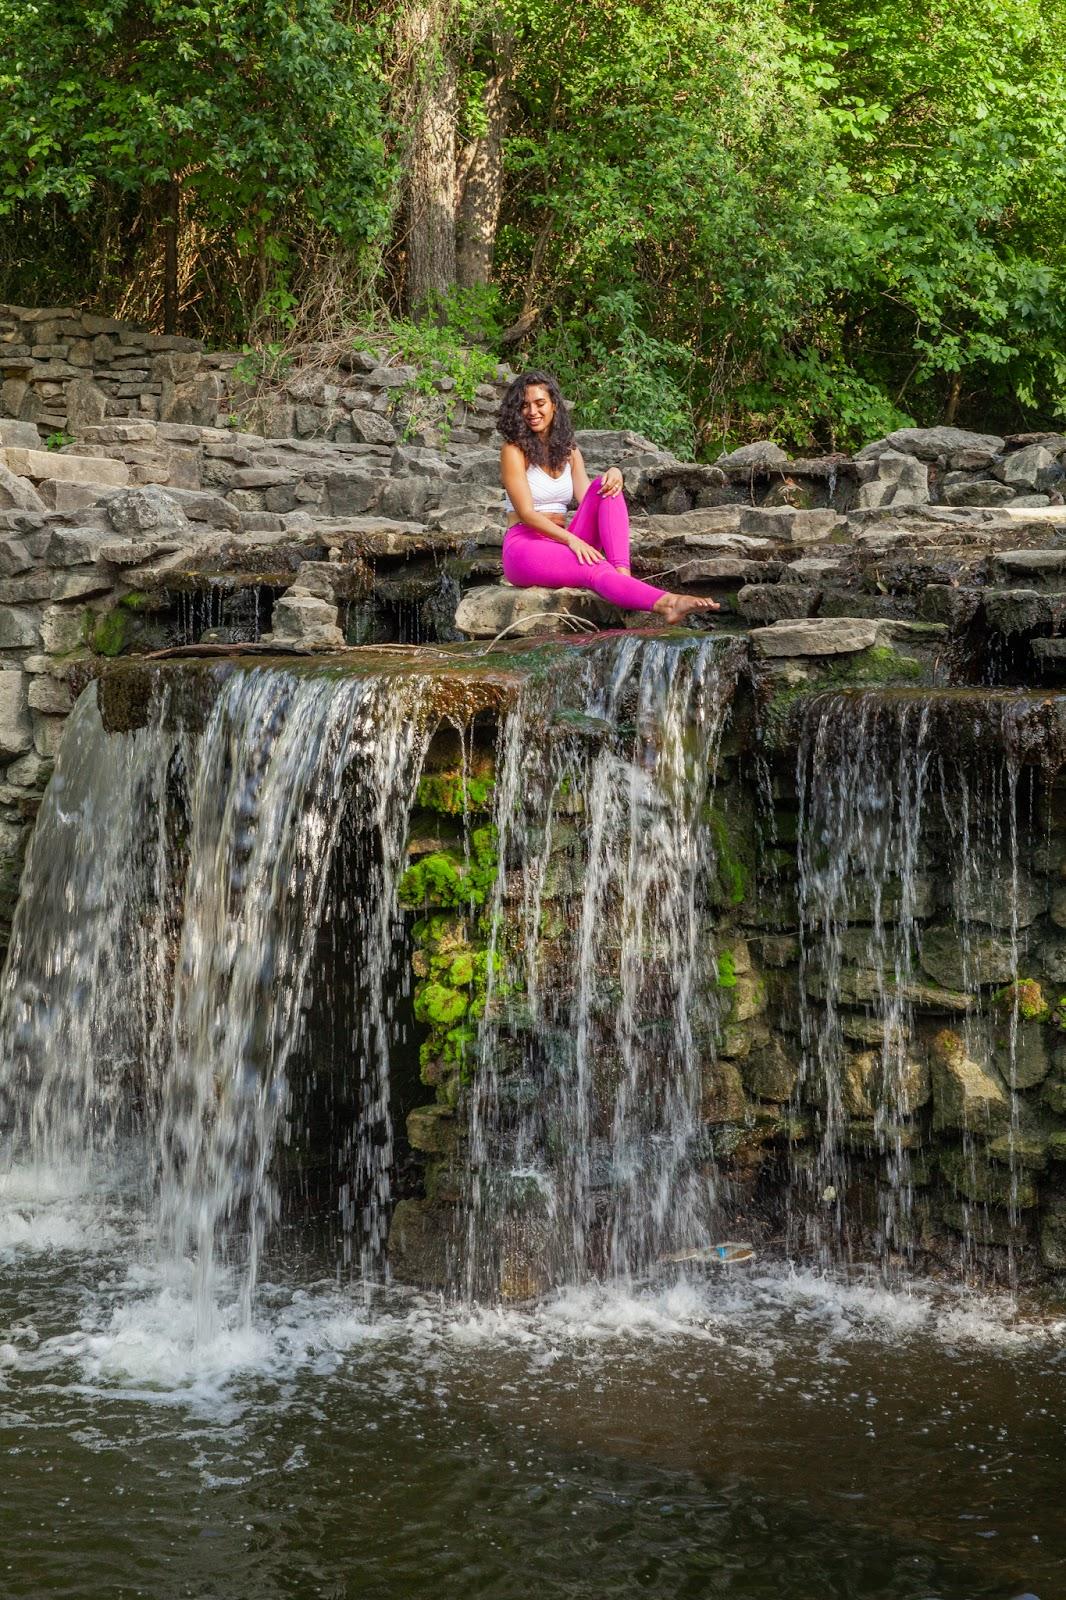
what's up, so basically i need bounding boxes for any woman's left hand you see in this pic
[598,468,624,497]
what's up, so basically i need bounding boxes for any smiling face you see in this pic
[521,383,556,436]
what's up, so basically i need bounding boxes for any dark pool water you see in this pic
[1,1163,1063,1600]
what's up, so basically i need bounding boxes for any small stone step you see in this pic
[455,584,620,638]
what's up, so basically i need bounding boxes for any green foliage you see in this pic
[0,0,391,330]
[4,0,1065,440]
[388,287,503,441]
[44,430,74,451]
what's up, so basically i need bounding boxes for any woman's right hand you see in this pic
[566,534,605,565]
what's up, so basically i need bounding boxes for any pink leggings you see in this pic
[502,479,666,612]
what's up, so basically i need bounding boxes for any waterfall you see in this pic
[463,634,743,1296]
[0,666,436,1323]
[793,689,1055,1275]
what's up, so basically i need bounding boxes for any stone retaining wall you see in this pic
[0,303,512,450]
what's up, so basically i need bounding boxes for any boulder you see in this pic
[857,427,1004,468]
[107,485,188,537]
[0,422,42,448]
[348,409,397,446]
[455,584,619,638]
[995,443,1063,493]
[749,616,878,657]
[855,450,929,509]
[742,1036,798,1102]
[265,587,344,647]
[715,440,788,472]
[387,1198,451,1288]
[930,1030,1010,1133]
[941,476,1017,508]
[700,1060,749,1122]
[64,377,109,431]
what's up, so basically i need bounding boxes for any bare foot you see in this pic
[653,593,721,625]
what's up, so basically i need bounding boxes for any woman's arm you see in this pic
[571,447,591,505]
[573,447,623,501]
[500,444,604,562]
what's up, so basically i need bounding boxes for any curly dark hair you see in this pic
[497,370,575,472]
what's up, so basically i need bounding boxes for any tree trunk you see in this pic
[456,40,511,289]
[162,178,180,335]
[943,370,962,425]
[404,5,457,316]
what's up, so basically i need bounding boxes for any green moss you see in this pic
[993,978,1050,1023]
[91,607,132,658]
[416,768,495,816]
[715,950,738,989]
[398,824,498,909]
[413,981,468,1027]
[704,802,751,907]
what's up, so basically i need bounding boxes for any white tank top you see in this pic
[504,458,574,517]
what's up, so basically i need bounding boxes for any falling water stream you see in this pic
[0,646,1062,1599]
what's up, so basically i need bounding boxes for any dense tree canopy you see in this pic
[1,0,1064,451]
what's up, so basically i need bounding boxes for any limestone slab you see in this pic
[0,446,129,487]
[455,584,618,638]
[749,616,878,657]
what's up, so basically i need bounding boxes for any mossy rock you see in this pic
[406,1103,462,1157]
[415,764,495,816]
[414,981,468,1027]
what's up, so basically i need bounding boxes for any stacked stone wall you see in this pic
[0,303,512,449]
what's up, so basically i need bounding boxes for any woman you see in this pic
[498,371,720,625]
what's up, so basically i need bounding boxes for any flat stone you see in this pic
[982,589,1056,635]
[76,422,158,444]
[994,549,1066,578]
[0,446,129,487]
[455,584,619,638]
[739,507,844,542]
[675,557,763,583]
[781,557,842,583]
[35,480,110,514]
[749,616,878,657]
[1033,638,1066,667]
[715,440,788,472]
